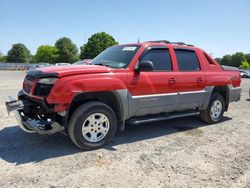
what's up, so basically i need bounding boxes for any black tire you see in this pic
[68,101,117,150]
[199,93,225,124]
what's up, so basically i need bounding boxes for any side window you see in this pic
[204,52,216,65]
[140,49,172,71]
[175,49,200,71]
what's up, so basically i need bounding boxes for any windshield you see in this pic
[91,45,140,68]
[73,61,84,65]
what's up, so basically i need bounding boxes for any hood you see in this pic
[28,65,112,78]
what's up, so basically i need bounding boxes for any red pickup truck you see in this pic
[6,41,242,149]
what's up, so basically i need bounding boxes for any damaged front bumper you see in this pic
[6,95,65,135]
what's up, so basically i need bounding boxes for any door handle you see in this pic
[168,78,176,84]
[196,77,203,83]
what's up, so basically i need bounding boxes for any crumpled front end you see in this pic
[6,91,65,134]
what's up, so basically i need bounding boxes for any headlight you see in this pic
[38,78,58,85]
[35,78,58,97]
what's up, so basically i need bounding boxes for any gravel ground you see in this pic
[0,70,249,188]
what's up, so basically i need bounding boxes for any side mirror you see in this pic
[135,61,154,72]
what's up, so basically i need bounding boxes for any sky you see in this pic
[0,0,250,57]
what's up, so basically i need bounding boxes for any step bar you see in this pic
[127,111,199,125]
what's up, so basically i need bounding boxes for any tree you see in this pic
[214,58,221,64]
[0,51,7,62]
[220,55,232,66]
[245,54,250,64]
[0,55,7,62]
[55,37,78,63]
[0,53,2,62]
[80,32,118,59]
[7,43,30,63]
[231,52,245,67]
[30,55,37,64]
[239,61,250,69]
[35,45,58,63]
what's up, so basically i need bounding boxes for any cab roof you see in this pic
[127,40,197,50]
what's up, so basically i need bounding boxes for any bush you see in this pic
[239,61,250,69]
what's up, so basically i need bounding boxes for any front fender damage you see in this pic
[6,92,65,134]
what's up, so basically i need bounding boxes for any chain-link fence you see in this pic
[0,62,36,70]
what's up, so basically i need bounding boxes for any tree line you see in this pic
[0,32,118,64]
[1,34,249,69]
[215,52,250,69]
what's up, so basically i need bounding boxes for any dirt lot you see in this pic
[0,70,249,188]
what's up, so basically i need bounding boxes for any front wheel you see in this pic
[68,101,117,150]
[199,93,225,124]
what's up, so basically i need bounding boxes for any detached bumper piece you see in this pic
[6,96,64,135]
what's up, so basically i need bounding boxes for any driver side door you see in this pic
[127,47,178,117]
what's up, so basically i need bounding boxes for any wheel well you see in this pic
[212,86,229,110]
[67,91,124,129]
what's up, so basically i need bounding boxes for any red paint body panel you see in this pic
[47,73,128,104]
[39,65,111,77]
[23,42,241,112]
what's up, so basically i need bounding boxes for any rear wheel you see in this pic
[200,93,225,124]
[68,101,117,149]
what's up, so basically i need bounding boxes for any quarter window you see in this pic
[140,49,172,71]
[204,52,216,65]
[175,49,200,71]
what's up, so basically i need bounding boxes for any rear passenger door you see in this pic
[174,49,206,111]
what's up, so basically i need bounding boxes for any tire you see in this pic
[68,101,117,150]
[199,93,225,124]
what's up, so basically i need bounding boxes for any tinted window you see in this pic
[140,49,172,71]
[91,45,140,68]
[175,49,200,71]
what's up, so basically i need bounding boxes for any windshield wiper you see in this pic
[95,63,110,67]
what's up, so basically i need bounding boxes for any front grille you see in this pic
[34,83,53,97]
[23,75,36,94]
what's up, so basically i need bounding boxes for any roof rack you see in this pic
[171,42,194,47]
[146,40,194,47]
[147,40,170,44]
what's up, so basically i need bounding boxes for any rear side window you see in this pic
[175,49,200,71]
[140,49,172,71]
[204,52,216,65]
